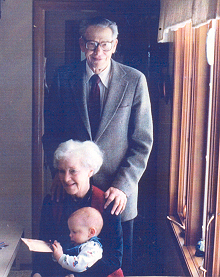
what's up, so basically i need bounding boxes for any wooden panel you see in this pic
[177,23,193,221]
[169,27,184,216]
[186,24,209,246]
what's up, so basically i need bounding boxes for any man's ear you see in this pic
[79,37,86,52]
[88,227,96,238]
[112,39,118,54]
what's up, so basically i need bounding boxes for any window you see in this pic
[168,19,220,277]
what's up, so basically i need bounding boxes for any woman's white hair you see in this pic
[53,140,103,175]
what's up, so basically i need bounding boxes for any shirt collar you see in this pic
[86,61,111,88]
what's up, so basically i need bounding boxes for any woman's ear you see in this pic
[88,169,94,178]
[88,227,96,238]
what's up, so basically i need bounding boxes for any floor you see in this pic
[8,270,172,277]
[9,273,171,277]
[132,215,157,276]
[8,270,32,277]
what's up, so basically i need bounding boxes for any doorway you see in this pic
[33,1,160,274]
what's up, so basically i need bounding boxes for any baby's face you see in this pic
[68,217,90,246]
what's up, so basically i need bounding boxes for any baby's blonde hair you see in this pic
[68,207,103,236]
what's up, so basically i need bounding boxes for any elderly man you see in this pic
[43,17,153,275]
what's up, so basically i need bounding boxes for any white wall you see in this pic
[0,0,32,264]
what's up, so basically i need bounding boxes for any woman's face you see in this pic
[57,157,93,198]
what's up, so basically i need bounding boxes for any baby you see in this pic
[52,207,103,275]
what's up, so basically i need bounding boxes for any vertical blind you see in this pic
[158,0,220,42]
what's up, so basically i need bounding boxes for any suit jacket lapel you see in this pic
[95,60,128,141]
[69,61,92,138]
[69,60,129,141]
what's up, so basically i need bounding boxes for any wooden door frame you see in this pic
[32,0,156,238]
[32,0,114,238]
[33,0,143,238]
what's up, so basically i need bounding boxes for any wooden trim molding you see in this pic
[169,218,203,277]
[185,24,209,247]
[32,2,46,239]
[169,27,184,216]
[177,23,193,222]
[207,19,220,276]
[32,0,149,238]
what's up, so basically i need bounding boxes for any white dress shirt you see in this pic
[85,62,111,115]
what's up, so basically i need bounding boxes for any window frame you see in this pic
[168,20,220,277]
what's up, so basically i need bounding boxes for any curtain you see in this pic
[158,0,220,42]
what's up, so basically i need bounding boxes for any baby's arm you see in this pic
[52,240,64,261]
[58,241,103,273]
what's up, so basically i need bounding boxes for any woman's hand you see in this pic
[52,240,63,261]
[104,187,127,215]
[51,173,66,202]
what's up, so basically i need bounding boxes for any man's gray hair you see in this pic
[54,140,103,175]
[79,17,119,40]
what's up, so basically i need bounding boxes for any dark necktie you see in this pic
[88,74,101,139]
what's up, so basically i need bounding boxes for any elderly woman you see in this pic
[32,140,123,277]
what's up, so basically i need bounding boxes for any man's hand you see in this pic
[104,187,127,215]
[51,173,66,202]
[52,240,63,261]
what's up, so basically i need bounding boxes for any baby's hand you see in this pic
[52,240,63,261]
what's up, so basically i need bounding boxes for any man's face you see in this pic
[79,25,118,74]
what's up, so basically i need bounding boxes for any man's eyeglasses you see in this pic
[83,39,114,52]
